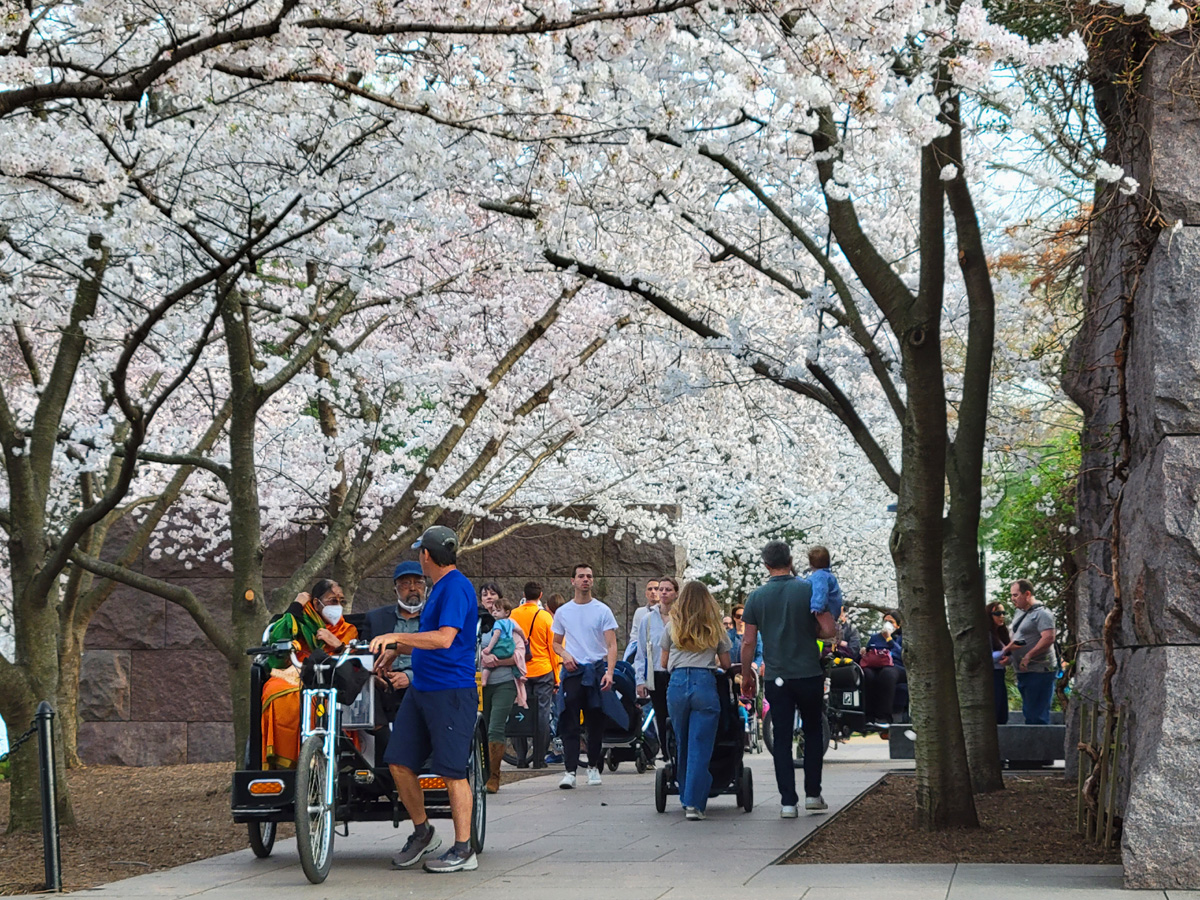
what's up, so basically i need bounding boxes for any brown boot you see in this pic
[487,742,504,794]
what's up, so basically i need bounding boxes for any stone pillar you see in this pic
[1066,35,1200,890]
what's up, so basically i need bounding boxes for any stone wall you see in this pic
[78,518,677,767]
[1064,37,1200,890]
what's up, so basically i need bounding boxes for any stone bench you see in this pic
[889,722,1066,765]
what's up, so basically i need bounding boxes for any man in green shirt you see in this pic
[741,540,835,818]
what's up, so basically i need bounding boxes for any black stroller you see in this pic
[601,660,660,773]
[654,664,753,813]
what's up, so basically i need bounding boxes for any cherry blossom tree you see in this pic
[455,0,1093,824]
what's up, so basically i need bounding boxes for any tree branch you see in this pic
[541,248,901,491]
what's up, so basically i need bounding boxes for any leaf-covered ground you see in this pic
[785,771,1121,865]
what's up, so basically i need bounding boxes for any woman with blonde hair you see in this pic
[660,580,732,820]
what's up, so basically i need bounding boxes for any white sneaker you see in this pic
[684,807,706,820]
[805,795,829,812]
[560,771,577,789]
[780,805,799,818]
[586,767,602,786]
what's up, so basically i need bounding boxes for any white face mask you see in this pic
[320,604,343,625]
[396,592,425,614]
[882,622,895,636]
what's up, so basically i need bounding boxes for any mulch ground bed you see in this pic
[784,771,1121,865]
[0,763,543,895]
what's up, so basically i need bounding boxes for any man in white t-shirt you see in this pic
[551,563,618,790]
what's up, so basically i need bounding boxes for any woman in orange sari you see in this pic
[261,579,357,768]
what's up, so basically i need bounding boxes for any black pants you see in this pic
[993,667,1009,725]
[648,672,671,760]
[765,675,825,805]
[512,672,555,767]
[862,665,905,722]
[559,674,604,773]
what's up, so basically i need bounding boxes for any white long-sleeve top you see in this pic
[634,606,669,690]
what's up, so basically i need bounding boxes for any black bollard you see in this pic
[35,701,62,893]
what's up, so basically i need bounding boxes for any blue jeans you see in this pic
[666,668,721,812]
[1016,671,1054,725]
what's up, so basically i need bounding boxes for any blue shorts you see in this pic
[383,686,479,780]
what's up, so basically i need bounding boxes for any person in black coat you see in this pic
[360,562,427,739]
[834,609,861,660]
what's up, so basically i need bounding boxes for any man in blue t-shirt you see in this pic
[369,525,479,874]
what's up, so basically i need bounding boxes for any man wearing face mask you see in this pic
[362,562,427,702]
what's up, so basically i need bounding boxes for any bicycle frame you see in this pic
[299,659,345,827]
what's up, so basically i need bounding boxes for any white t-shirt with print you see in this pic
[552,598,619,665]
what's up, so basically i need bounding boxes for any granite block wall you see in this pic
[78,517,677,766]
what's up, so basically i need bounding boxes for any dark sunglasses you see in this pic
[732,613,743,619]
[991,610,1005,617]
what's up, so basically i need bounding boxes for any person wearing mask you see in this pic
[359,562,427,758]
[741,541,835,817]
[860,612,905,729]
[625,579,660,661]
[987,601,1011,725]
[999,579,1057,725]
[552,564,619,789]
[662,581,732,820]
[261,580,357,769]
[510,581,558,768]
[635,575,677,761]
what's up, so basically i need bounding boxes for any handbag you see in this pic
[859,647,894,669]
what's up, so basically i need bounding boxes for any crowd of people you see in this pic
[259,528,1058,873]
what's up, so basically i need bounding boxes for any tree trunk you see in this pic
[222,294,269,761]
[57,624,85,769]
[943,517,1005,793]
[898,142,979,827]
[4,588,76,832]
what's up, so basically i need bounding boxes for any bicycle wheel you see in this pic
[248,820,276,858]
[295,735,334,884]
[469,723,488,853]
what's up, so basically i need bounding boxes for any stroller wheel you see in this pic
[654,765,668,813]
[739,766,753,812]
[606,750,619,773]
[635,747,648,774]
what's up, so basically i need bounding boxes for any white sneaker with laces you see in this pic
[685,807,706,820]
[560,771,577,789]
[586,767,602,786]
[805,795,829,812]
[780,805,799,818]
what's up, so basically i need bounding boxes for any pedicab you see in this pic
[231,634,487,884]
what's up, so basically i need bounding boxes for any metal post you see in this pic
[35,701,62,893]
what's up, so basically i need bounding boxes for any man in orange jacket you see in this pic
[509,581,559,768]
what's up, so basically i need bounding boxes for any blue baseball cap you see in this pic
[392,561,423,580]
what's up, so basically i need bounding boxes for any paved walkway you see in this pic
[19,741,1194,899]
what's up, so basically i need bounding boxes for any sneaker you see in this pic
[684,807,706,820]
[423,845,478,873]
[805,795,829,812]
[391,827,442,869]
[586,767,602,786]
[780,805,799,818]
[545,752,564,765]
[560,771,577,789]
